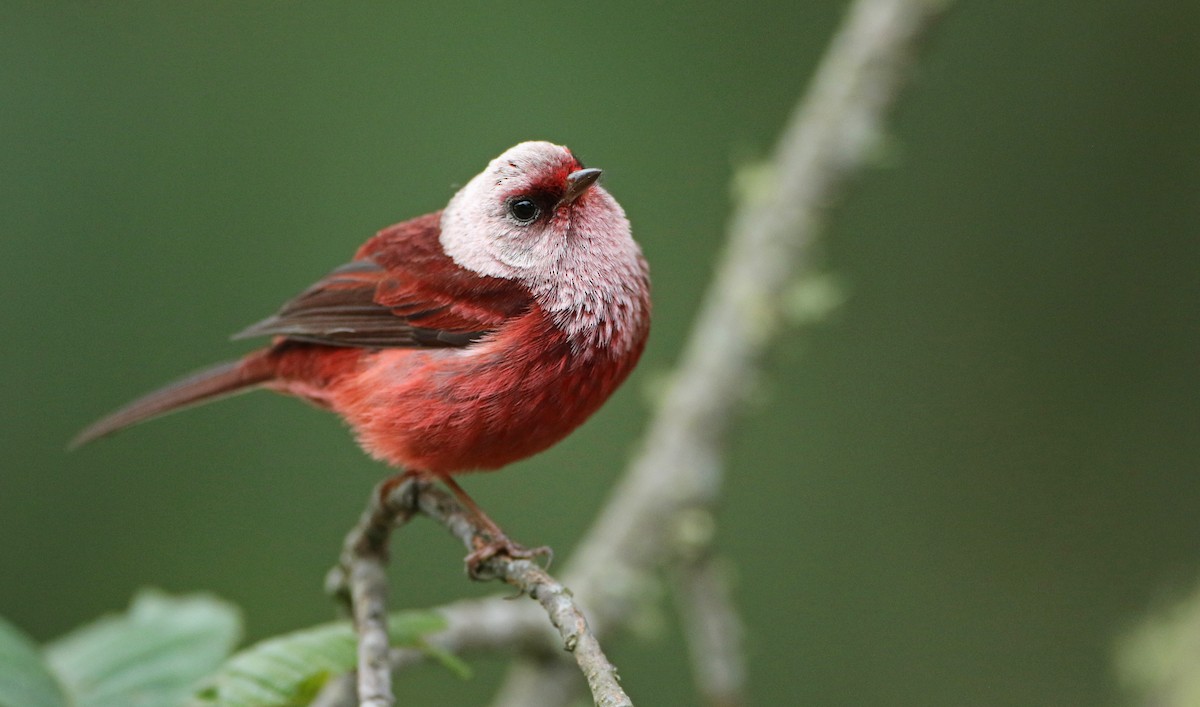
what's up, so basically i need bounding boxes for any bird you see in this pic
[72,140,652,569]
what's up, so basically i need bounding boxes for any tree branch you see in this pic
[325,478,423,707]
[326,478,632,707]
[413,483,632,707]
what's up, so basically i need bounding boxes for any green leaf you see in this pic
[414,640,472,681]
[192,611,449,707]
[0,615,69,707]
[45,589,241,707]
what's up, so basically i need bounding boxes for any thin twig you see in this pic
[329,478,632,706]
[413,484,633,707]
[325,478,424,707]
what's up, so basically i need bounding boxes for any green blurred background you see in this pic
[3,2,1198,705]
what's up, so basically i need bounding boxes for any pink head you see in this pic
[440,141,650,356]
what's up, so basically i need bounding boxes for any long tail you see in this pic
[70,350,276,449]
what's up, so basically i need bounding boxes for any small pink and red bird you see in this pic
[74,141,651,563]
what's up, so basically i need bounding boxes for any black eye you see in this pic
[508,197,540,224]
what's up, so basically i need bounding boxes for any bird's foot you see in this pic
[465,536,553,580]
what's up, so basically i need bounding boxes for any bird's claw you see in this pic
[465,538,553,580]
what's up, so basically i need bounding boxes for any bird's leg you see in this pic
[438,474,552,577]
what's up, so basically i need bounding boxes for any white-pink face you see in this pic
[441,141,649,355]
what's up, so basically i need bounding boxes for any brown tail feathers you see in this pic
[70,351,276,449]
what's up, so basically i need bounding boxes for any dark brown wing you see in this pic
[233,260,488,348]
[233,213,533,349]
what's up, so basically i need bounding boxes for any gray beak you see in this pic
[562,168,603,205]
